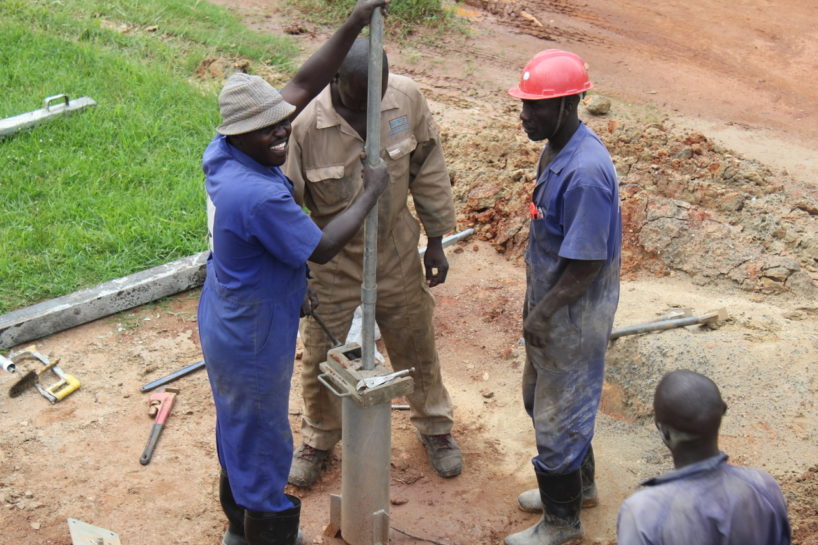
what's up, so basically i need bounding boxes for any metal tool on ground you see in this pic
[9,369,38,397]
[610,308,728,340]
[6,346,52,398]
[139,387,179,465]
[418,227,475,257]
[140,360,204,393]
[4,345,80,402]
[1,353,17,373]
[68,517,121,545]
[0,94,97,138]
[10,356,61,400]
[37,358,81,404]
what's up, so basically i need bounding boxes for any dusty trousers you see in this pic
[298,258,454,450]
[521,292,615,475]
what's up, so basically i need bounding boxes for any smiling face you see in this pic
[228,118,292,167]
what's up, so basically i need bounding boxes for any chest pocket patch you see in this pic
[304,164,355,214]
[388,115,410,136]
[386,134,417,161]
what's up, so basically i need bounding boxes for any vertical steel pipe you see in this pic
[361,8,384,372]
[340,398,391,545]
[339,11,390,545]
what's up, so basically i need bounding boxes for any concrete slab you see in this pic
[0,251,208,350]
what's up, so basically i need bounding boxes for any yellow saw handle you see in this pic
[46,373,80,401]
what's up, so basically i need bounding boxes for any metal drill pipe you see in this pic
[341,398,391,545]
[361,8,384,372]
[339,11,390,545]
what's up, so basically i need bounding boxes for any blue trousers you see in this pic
[198,269,303,513]
[523,272,617,474]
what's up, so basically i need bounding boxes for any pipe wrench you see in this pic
[356,368,414,392]
[139,387,178,465]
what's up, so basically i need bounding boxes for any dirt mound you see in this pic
[444,100,818,296]
[782,466,818,545]
[460,0,607,46]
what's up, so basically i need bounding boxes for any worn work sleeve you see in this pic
[249,190,321,269]
[407,92,456,238]
[559,183,613,261]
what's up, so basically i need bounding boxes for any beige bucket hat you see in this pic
[216,73,295,136]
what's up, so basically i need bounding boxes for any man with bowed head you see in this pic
[505,49,621,545]
[197,2,389,544]
[617,370,791,545]
[285,37,462,487]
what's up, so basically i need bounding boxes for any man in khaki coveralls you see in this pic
[285,38,462,487]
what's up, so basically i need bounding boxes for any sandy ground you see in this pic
[2,1,817,544]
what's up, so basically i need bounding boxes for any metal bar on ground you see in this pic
[418,227,475,257]
[0,95,96,138]
[140,360,205,393]
[610,308,728,340]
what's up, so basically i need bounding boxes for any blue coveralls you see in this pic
[198,135,322,512]
[523,122,621,475]
[617,453,792,545]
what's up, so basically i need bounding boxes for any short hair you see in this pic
[654,370,727,438]
[338,37,389,81]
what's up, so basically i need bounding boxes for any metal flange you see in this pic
[318,343,414,408]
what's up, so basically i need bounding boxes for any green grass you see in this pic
[0,0,298,313]
[0,0,453,314]
[287,0,456,34]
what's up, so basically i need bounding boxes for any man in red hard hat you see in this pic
[505,49,621,545]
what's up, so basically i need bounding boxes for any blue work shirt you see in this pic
[198,134,322,512]
[526,121,621,304]
[617,453,792,545]
[203,134,322,298]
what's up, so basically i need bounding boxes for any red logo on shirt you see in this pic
[529,201,543,220]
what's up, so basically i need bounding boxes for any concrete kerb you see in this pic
[0,251,209,351]
[0,228,475,352]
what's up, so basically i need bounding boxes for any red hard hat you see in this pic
[508,49,593,100]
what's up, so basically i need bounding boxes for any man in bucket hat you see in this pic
[197,2,389,544]
[504,50,621,545]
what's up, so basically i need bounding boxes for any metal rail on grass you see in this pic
[0,95,96,138]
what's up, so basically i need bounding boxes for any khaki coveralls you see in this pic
[285,74,456,450]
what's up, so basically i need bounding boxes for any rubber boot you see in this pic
[220,470,247,545]
[518,447,598,512]
[245,495,301,545]
[579,446,598,508]
[505,469,582,545]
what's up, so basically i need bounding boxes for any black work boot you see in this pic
[518,447,598,512]
[245,495,301,545]
[579,446,598,508]
[220,470,247,545]
[504,469,582,545]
